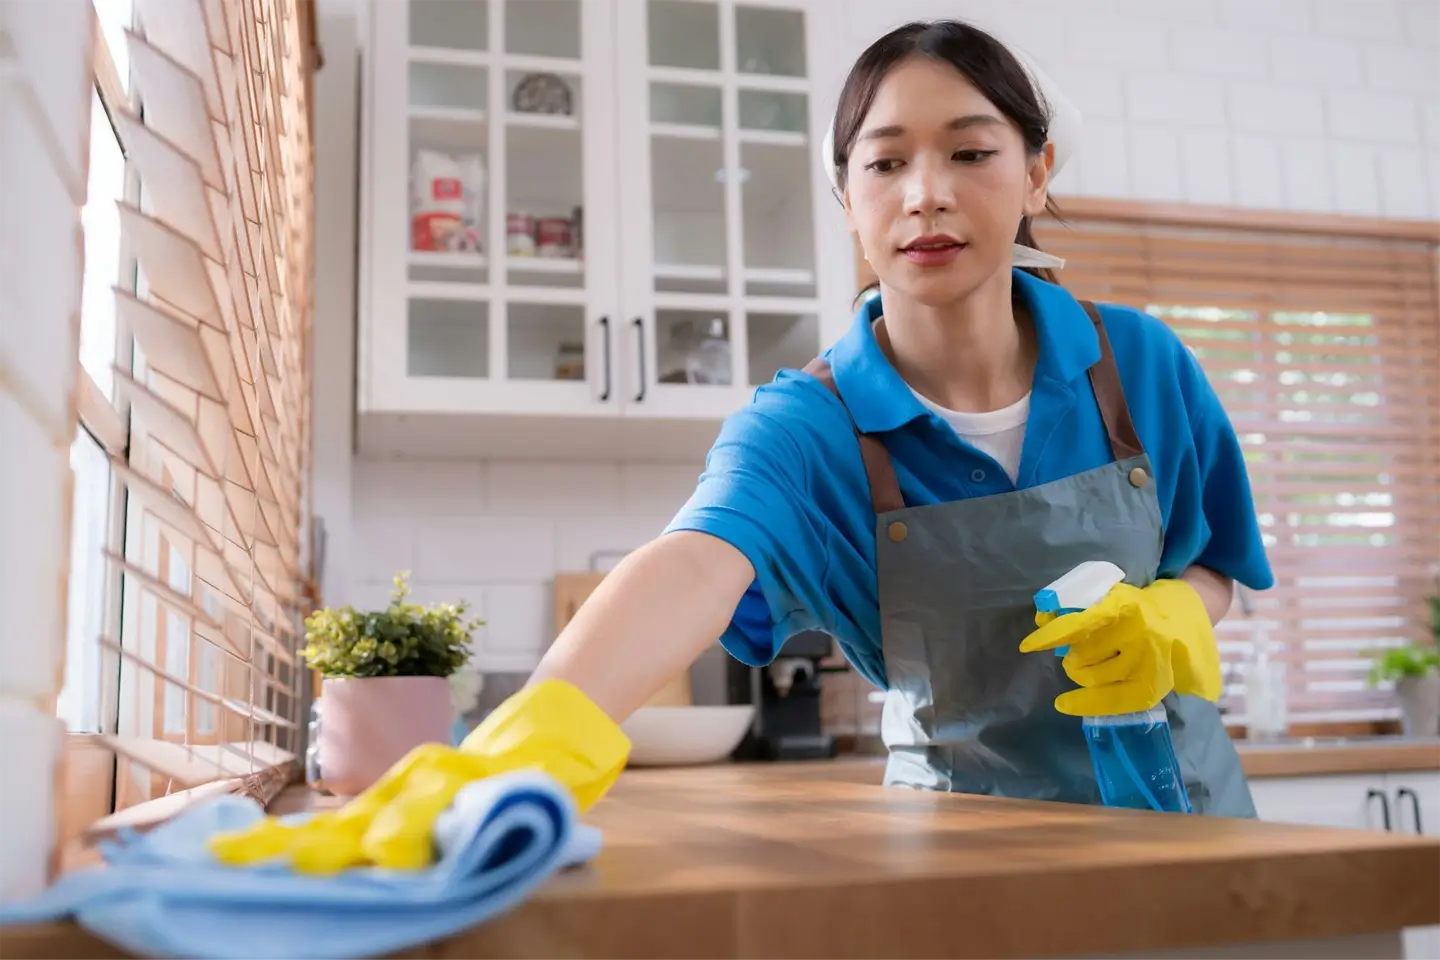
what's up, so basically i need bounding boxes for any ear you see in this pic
[1022,142,1053,217]
[839,184,859,237]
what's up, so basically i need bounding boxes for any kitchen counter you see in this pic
[1236,736,1440,778]
[5,760,1437,959]
[426,760,1438,958]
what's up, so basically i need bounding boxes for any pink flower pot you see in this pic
[316,676,453,797]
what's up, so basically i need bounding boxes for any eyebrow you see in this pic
[858,114,1005,142]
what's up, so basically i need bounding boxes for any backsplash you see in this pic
[342,455,881,735]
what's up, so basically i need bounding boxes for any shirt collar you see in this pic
[827,269,1101,435]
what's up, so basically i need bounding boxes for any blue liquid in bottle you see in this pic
[1083,707,1193,813]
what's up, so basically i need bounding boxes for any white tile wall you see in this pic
[329,0,1440,674]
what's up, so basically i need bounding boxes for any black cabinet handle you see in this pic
[596,315,611,402]
[632,316,646,403]
[1396,787,1423,834]
[1366,788,1392,831]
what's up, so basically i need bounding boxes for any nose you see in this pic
[902,152,955,218]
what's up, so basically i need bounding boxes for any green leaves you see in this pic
[300,571,482,679]
[1368,643,1440,686]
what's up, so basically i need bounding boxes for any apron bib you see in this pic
[805,302,1255,816]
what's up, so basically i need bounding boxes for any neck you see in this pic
[877,270,1037,414]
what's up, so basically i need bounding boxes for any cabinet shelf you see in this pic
[409,105,487,125]
[651,122,720,141]
[507,112,580,132]
[738,129,806,147]
[509,257,584,275]
[409,251,487,269]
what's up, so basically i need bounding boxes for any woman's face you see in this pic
[843,57,1051,307]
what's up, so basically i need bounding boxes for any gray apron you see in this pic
[805,301,1255,816]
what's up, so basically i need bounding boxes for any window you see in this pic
[1037,201,1439,728]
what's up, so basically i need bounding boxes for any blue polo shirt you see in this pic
[664,269,1275,688]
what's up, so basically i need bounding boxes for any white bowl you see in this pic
[621,705,755,767]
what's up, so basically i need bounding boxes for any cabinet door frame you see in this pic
[361,0,623,418]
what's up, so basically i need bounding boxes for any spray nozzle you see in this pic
[1034,560,1126,657]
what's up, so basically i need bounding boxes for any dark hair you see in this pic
[835,20,1062,299]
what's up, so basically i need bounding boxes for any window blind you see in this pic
[78,0,316,822]
[1034,202,1440,725]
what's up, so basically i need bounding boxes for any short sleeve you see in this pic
[1181,350,1276,591]
[663,405,834,666]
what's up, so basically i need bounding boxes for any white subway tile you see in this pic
[1130,127,1184,200]
[1218,0,1311,32]
[1362,44,1438,93]
[1126,73,1227,126]
[1329,143,1382,214]
[0,696,61,903]
[1046,61,1127,120]
[412,517,555,583]
[1116,0,1216,25]
[482,584,551,654]
[1232,136,1285,208]
[1327,92,1422,144]
[1429,153,1440,217]
[1075,120,1132,198]
[1422,101,1440,147]
[1314,0,1404,41]
[1376,148,1432,217]
[1169,27,1267,78]
[0,395,66,700]
[1270,35,1363,87]
[1180,130,1234,203]
[350,516,417,583]
[1226,82,1326,136]
[554,516,668,573]
[351,458,486,517]
[1068,18,1170,68]
[619,462,703,516]
[1402,0,1440,50]
[1280,140,1335,211]
[486,461,622,517]
[0,87,82,441]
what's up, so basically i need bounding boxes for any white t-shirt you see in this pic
[909,386,1030,483]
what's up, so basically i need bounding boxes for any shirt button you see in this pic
[970,468,986,483]
[887,521,908,543]
[1129,467,1150,488]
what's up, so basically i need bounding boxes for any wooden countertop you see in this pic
[428,761,1439,958]
[5,761,1438,959]
[1237,737,1440,779]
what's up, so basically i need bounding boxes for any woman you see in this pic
[216,20,1275,873]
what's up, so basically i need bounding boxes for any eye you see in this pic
[955,149,998,164]
[864,158,902,174]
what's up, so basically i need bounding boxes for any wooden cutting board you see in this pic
[552,571,692,707]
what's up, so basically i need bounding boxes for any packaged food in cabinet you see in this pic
[536,217,572,258]
[411,149,485,253]
[507,212,536,256]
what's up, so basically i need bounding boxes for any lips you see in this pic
[901,234,966,267]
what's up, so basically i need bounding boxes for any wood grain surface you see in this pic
[5,761,1437,959]
[1238,738,1440,779]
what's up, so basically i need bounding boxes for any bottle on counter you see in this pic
[1035,560,1194,814]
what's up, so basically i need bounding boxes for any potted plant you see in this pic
[1368,584,1440,739]
[304,572,482,796]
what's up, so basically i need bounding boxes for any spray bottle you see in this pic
[1035,561,1193,814]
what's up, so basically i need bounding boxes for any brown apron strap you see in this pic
[803,358,906,514]
[1079,301,1146,462]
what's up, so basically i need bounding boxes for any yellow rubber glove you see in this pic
[208,679,630,874]
[1019,579,1221,717]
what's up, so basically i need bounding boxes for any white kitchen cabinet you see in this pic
[356,0,851,459]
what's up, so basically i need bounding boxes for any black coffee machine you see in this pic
[727,630,839,761]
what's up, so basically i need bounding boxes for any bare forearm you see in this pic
[527,531,755,722]
[1180,565,1233,625]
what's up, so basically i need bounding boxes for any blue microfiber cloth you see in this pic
[0,769,602,960]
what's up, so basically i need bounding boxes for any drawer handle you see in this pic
[597,315,611,402]
[632,316,646,403]
[1366,788,1392,831]
[1396,787,1423,835]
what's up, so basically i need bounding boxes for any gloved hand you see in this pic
[1019,579,1221,717]
[208,679,630,874]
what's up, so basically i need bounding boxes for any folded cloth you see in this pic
[0,770,602,960]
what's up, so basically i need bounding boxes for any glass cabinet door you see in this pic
[366,0,619,415]
[616,0,824,419]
